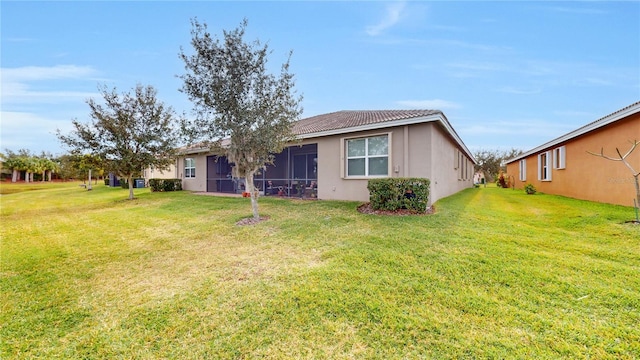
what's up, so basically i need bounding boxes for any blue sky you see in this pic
[2,1,639,156]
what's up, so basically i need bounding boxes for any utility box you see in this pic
[134,178,145,188]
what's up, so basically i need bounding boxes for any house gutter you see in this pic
[506,101,640,164]
[175,112,479,164]
[296,113,477,164]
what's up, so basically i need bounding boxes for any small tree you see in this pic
[474,148,523,182]
[180,19,303,220]
[588,140,640,211]
[57,84,180,200]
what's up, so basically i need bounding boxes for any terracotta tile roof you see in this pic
[292,110,443,135]
[181,109,475,163]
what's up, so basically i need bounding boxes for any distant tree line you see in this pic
[0,149,106,183]
[473,148,524,182]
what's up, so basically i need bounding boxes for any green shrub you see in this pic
[524,183,537,195]
[367,178,430,213]
[163,180,175,192]
[149,178,182,192]
[148,179,162,192]
[120,179,128,189]
[104,178,109,186]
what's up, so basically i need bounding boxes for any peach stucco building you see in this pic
[505,102,640,207]
[177,110,476,205]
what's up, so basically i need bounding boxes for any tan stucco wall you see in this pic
[178,154,208,192]
[177,122,476,204]
[506,114,640,207]
[315,123,474,204]
[429,124,474,203]
[144,163,177,180]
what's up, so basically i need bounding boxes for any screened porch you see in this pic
[205,144,318,198]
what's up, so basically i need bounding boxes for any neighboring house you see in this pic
[177,110,476,205]
[143,163,177,181]
[505,101,640,207]
[473,171,486,185]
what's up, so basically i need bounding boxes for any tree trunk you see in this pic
[25,172,30,183]
[633,174,640,209]
[245,170,260,220]
[128,175,135,200]
[47,170,52,182]
[12,169,17,183]
[41,171,46,182]
[87,169,93,191]
[30,172,34,182]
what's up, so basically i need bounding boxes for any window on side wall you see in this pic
[553,146,566,169]
[346,134,389,177]
[519,159,526,181]
[185,158,196,178]
[538,151,552,181]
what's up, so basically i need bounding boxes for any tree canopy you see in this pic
[474,148,524,182]
[1,149,58,183]
[179,18,303,220]
[57,84,180,200]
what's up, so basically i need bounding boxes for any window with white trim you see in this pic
[346,135,389,177]
[184,158,196,178]
[553,146,566,169]
[538,151,552,181]
[519,159,527,181]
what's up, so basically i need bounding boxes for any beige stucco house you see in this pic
[143,164,177,181]
[177,110,476,205]
[505,101,640,207]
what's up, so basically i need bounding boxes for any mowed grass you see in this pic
[1,182,638,359]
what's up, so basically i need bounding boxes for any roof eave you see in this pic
[297,113,477,164]
[506,101,640,164]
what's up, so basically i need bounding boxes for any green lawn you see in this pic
[1,182,638,359]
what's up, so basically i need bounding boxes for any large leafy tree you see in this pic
[57,84,180,200]
[180,19,303,220]
[474,148,524,182]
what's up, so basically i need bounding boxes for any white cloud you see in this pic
[366,1,407,36]
[0,111,71,153]
[2,65,97,82]
[396,99,461,110]
[458,119,574,138]
[1,65,100,104]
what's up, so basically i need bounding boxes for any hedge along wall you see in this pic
[367,178,430,213]
[148,179,183,192]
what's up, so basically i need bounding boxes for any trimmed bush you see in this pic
[149,178,182,192]
[367,178,430,213]
[524,183,537,195]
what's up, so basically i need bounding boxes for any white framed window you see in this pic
[184,158,196,178]
[346,134,389,177]
[553,146,566,169]
[519,159,527,181]
[454,149,459,170]
[538,151,552,181]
